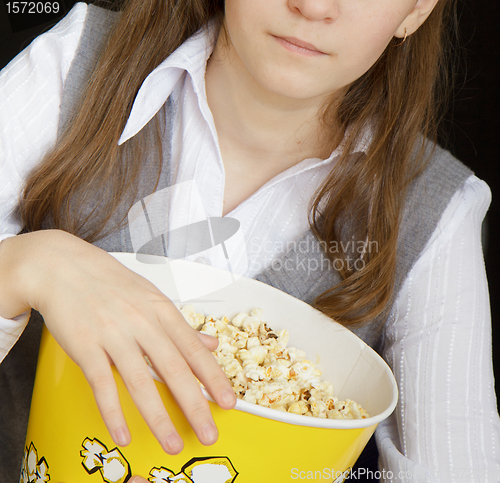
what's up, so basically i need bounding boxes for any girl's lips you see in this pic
[272,35,327,56]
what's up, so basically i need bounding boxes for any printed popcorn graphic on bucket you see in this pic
[148,457,238,482]
[80,437,238,483]
[20,442,50,483]
[81,438,132,483]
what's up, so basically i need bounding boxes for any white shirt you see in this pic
[0,3,499,481]
[122,21,353,280]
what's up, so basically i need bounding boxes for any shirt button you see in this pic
[195,257,211,266]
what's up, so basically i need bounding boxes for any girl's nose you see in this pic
[287,0,338,22]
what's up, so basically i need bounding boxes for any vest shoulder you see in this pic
[413,142,473,197]
[85,3,120,29]
[58,4,120,135]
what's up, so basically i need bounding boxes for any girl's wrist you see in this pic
[0,232,41,319]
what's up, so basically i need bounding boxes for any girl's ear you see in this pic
[394,0,441,38]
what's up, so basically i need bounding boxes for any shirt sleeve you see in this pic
[0,1,87,236]
[0,2,88,363]
[375,175,500,482]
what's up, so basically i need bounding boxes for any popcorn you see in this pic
[242,316,261,337]
[223,358,243,379]
[288,400,309,415]
[248,345,268,364]
[231,312,248,328]
[180,307,369,420]
[179,305,204,330]
[199,319,218,337]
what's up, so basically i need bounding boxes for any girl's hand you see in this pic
[0,230,236,453]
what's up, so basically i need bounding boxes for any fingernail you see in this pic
[164,432,183,454]
[201,422,218,445]
[221,389,236,408]
[114,427,129,446]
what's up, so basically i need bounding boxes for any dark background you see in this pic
[1,0,499,394]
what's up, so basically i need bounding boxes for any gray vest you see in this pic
[0,5,473,480]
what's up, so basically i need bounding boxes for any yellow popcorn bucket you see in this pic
[23,253,398,483]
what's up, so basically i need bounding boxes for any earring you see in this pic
[394,28,408,46]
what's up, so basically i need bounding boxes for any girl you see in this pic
[0,0,499,481]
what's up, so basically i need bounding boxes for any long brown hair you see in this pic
[310,0,457,324]
[21,0,457,325]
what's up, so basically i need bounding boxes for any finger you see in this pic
[197,332,219,352]
[142,333,221,447]
[109,342,184,454]
[129,477,149,483]
[160,310,236,411]
[80,350,131,447]
[182,328,236,409]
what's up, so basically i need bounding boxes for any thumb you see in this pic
[129,477,149,483]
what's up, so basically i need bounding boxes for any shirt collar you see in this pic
[118,24,217,146]
[269,124,373,182]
